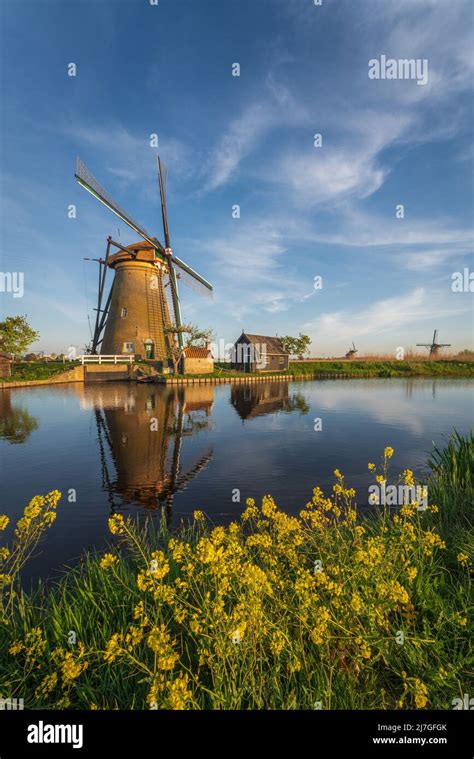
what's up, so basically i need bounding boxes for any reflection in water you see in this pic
[1,377,472,583]
[81,384,214,521]
[0,394,38,444]
[231,382,310,421]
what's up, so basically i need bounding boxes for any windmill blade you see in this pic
[157,156,171,249]
[75,157,163,251]
[173,448,213,493]
[433,330,438,344]
[172,255,213,298]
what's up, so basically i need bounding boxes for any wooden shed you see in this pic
[231,333,289,373]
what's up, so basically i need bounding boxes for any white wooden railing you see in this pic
[78,355,135,365]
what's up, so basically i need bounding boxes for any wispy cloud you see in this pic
[303,287,470,347]
[203,103,274,192]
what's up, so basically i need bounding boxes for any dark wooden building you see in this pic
[231,382,290,420]
[231,333,289,373]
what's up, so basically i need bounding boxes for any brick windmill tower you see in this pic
[75,157,212,363]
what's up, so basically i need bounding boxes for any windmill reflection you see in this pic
[81,384,214,522]
[231,382,310,421]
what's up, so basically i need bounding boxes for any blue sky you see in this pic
[1,0,473,356]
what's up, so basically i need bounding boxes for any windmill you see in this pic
[345,342,358,359]
[75,156,212,363]
[89,384,213,519]
[416,330,451,358]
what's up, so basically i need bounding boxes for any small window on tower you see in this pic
[123,342,134,354]
[121,307,128,318]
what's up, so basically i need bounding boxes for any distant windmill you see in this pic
[75,156,213,361]
[416,330,451,358]
[345,342,358,359]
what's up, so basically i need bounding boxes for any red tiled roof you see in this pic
[183,346,212,359]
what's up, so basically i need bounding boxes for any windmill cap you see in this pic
[107,241,167,268]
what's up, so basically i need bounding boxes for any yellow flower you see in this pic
[384,447,394,459]
[0,515,9,531]
[457,552,470,567]
[124,625,144,651]
[99,553,118,570]
[104,633,124,663]
[165,673,193,710]
[108,514,126,535]
[9,641,24,656]
[269,630,286,656]
[193,510,205,522]
[147,625,179,671]
[350,594,363,614]
[414,678,428,709]
[288,656,302,673]
[368,463,376,471]
[35,672,58,699]
[61,650,89,681]
[149,550,170,580]
[231,628,243,645]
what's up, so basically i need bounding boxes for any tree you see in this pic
[0,316,39,358]
[280,333,311,359]
[165,323,214,375]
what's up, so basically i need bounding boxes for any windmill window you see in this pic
[279,356,284,365]
[123,342,134,354]
[121,307,128,318]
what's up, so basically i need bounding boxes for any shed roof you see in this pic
[238,334,289,355]
[183,346,212,359]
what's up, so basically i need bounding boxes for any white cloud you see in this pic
[203,103,273,192]
[304,287,470,347]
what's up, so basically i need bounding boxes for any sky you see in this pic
[0,0,473,357]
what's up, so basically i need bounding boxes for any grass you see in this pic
[159,360,474,380]
[172,370,289,379]
[2,362,77,383]
[0,435,472,710]
[288,360,474,378]
[426,431,474,562]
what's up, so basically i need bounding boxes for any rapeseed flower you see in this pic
[99,553,118,570]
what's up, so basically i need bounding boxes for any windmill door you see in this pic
[144,340,154,360]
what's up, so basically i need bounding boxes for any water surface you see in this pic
[1,378,472,582]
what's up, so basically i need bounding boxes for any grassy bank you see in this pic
[289,360,474,378]
[2,361,77,383]
[0,435,472,710]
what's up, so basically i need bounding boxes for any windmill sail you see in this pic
[75,157,162,250]
[173,255,213,296]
